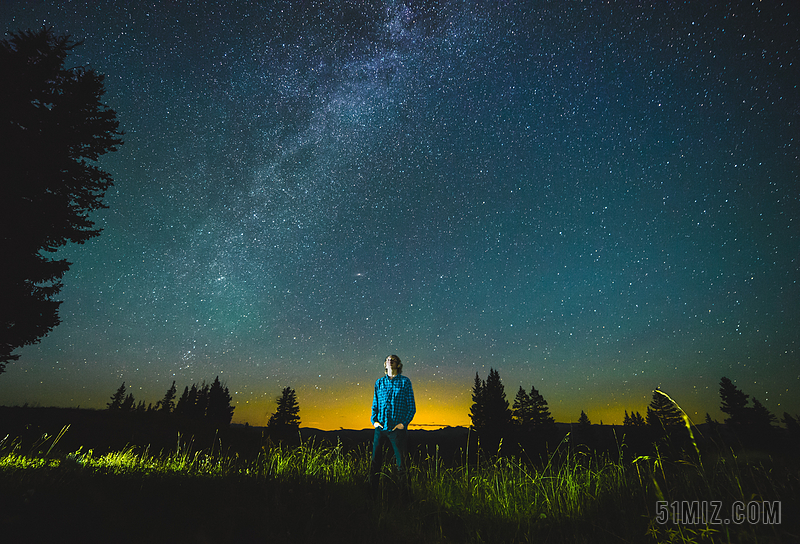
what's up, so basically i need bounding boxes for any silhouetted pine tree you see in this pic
[578,410,591,427]
[178,383,201,420]
[107,382,126,410]
[623,410,646,426]
[268,387,300,432]
[512,387,532,428]
[719,377,750,426]
[156,381,177,414]
[750,398,777,431]
[646,390,682,430]
[0,29,122,372]
[469,369,512,451]
[194,383,210,420]
[528,385,555,430]
[512,385,554,432]
[174,386,191,417]
[783,413,800,442]
[207,376,235,427]
[121,393,135,412]
[469,373,486,431]
[485,369,511,430]
[469,369,511,437]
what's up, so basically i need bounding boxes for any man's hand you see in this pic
[373,422,382,428]
[392,423,405,431]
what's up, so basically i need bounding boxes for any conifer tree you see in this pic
[484,368,512,430]
[578,410,590,426]
[646,389,682,429]
[174,386,190,417]
[469,372,486,431]
[469,369,511,436]
[750,398,776,430]
[512,385,554,432]
[267,387,300,431]
[719,377,750,426]
[179,383,201,420]
[194,382,209,419]
[156,381,177,414]
[630,411,646,426]
[207,376,235,426]
[0,29,122,371]
[107,382,126,410]
[121,393,135,412]
[512,386,532,428]
[528,385,555,430]
[783,413,800,439]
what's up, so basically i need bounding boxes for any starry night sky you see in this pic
[2,1,798,430]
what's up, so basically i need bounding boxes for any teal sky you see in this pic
[1,1,797,429]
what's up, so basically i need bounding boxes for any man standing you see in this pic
[370,354,416,490]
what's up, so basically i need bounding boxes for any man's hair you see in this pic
[385,354,402,374]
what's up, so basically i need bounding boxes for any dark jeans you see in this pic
[370,427,408,485]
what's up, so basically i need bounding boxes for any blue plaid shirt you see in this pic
[371,374,416,430]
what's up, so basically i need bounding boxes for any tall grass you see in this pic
[1,425,796,543]
[0,431,360,481]
[412,438,626,521]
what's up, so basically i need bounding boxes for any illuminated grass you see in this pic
[0,427,796,543]
[0,430,369,482]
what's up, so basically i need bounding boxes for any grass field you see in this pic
[1,420,797,544]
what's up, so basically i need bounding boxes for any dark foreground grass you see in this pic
[1,429,798,544]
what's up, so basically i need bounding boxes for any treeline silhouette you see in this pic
[2,371,796,464]
[106,376,234,428]
[467,369,800,460]
[105,380,302,441]
[0,380,296,456]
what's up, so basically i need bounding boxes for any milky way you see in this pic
[2,1,797,429]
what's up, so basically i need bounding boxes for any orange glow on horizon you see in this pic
[233,378,474,430]
[231,380,723,431]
